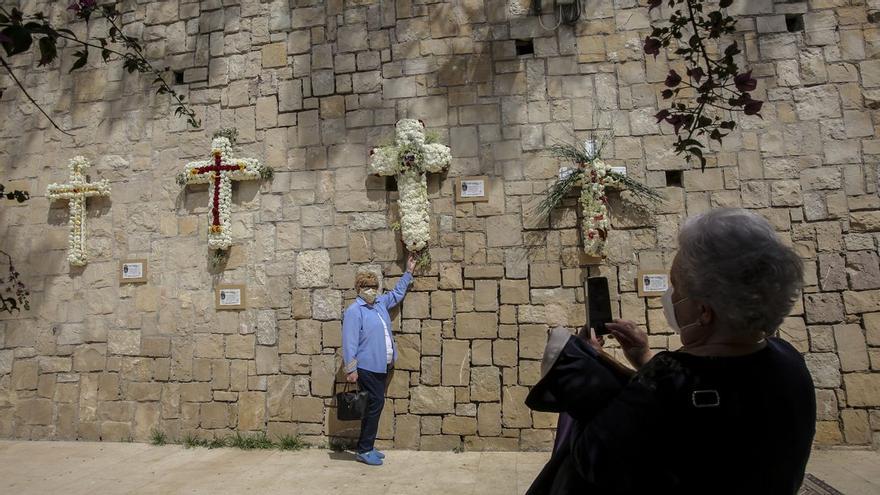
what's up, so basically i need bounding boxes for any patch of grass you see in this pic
[452,445,464,454]
[181,433,209,449]
[228,432,275,450]
[277,434,307,451]
[150,429,167,446]
[208,436,228,449]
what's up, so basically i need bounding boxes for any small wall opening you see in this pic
[174,71,185,84]
[665,170,683,188]
[515,39,535,56]
[785,14,804,32]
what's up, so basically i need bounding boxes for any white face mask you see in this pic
[359,288,378,304]
[661,287,699,334]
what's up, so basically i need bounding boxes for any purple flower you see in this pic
[734,70,757,92]
[655,109,671,123]
[665,70,682,88]
[68,0,97,19]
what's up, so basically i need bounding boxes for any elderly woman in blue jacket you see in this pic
[342,255,415,466]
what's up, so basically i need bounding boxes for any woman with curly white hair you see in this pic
[527,208,816,495]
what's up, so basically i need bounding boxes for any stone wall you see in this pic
[0,0,879,450]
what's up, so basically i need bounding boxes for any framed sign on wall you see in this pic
[637,271,669,297]
[216,284,246,310]
[119,260,148,284]
[455,176,490,203]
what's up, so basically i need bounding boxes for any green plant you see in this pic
[0,2,200,135]
[277,434,308,451]
[181,433,209,449]
[149,429,167,446]
[644,0,761,169]
[228,432,275,450]
[207,436,228,449]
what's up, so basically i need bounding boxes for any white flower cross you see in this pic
[47,156,111,266]
[368,119,452,253]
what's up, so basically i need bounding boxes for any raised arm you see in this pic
[378,271,413,309]
[341,306,361,374]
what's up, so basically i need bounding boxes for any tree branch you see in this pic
[0,56,73,136]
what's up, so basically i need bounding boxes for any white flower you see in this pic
[421,143,452,173]
[397,168,431,252]
[368,146,399,176]
[395,119,426,148]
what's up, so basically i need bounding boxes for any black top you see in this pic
[526,337,816,495]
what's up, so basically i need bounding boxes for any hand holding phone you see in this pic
[587,277,613,336]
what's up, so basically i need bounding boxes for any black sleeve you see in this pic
[567,354,684,491]
[525,336,631,422]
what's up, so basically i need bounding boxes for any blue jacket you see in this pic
[342,272,413,374]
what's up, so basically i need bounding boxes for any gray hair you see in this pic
[676,208,803,335]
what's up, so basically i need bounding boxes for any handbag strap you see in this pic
[334,380,357,395]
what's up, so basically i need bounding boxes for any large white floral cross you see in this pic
[181,137,268,250]
[369,119,452,253]
[47,156,111,266]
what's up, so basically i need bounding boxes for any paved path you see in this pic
[0,440,877,494]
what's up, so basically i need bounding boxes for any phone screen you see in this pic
[587,277,613,336]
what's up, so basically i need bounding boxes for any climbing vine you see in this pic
[645,0,762,170]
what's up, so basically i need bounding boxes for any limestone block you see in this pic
[442,340,471,386]
[292,396,324,423]
[847,252,880,290]
[455,312,498,339]
[256,346,279,375]
[410,386,455,414]
[0,350,12,375]
[296,250,331,288]
[431,291,454,320]
[844,374,880,407]
[442,415,478,435]
[502,386,532,428]
[12,359,38,390]
[470,367,501,402]
[817,254,847,291]
[402,292,430,319]
[439,264,464,289]
[804,353,841,388]
[500,280,530,305]
[238,391,266,431]
[13,399,51,426]
[295,320,322,355]
[804,293,845,323]
[394,414,421,449]
[866,313,880,346]
[474,280,498,312]
[834,324,870,372]
[815,389,838,421]
[530,263,561,288]
[126,382,161,402]
[519,325,548,360]
[200,402,231,429]
[226,334,255,359]
[850,212,880,232]
[521,429,555,451]
[310,354,337,397]
[180,383,212,402]
[778,317,809,353]
[108,330,141,356]
[841,409,871,444]
[312,289,342,321]
[471,340,492,366]
[487,215,523,247]
[280,354,310,375]
[194,334,224,359]
[420,435,462,451]
[843,290,880,314]
[396,334,421,371]
[261,42,287,68]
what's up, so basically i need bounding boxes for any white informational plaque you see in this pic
[119,260,148,284]
[455,176,490,203]
[638,271,669,297]
[216,284,246,310]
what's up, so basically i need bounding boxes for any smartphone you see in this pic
[587,277,613,336]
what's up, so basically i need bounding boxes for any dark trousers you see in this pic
[356,367,388,454]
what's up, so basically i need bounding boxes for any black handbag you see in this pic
[335,382,368,421]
